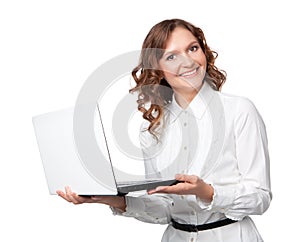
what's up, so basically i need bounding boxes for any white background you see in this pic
[1,0,299,241]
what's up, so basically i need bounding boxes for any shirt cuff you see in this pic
[196,184,236,212]
[111,196,145,217]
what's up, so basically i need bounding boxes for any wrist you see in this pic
[197,184,214,203]
[114,196,126,212]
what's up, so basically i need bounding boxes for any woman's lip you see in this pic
[179,67,199,77]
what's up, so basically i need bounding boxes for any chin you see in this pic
[180,77,204,90]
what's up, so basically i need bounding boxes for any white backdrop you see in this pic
[1,0,299,241]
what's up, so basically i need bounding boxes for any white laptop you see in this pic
[32,105,179,196]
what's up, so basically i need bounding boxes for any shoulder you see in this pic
[138,108,171,150]
[216,91,265,130]
[139,120,159,150]
[139,120,152,146]
[217,91,261,118]
[217,91,266,136]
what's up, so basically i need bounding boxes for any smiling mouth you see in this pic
[179,67,199,77]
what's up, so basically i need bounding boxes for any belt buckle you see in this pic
[191,224,199,233]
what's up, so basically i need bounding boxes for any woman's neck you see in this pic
[173,81,204,109]
[174,90,197,109]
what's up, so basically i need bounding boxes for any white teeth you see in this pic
[180,68,197,77]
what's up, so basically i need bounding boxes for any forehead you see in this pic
[164,27,197,50]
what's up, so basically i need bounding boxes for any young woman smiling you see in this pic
[58,19,271,242]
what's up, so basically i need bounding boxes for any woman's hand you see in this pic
[56,186,126,212]
[148,174,214,203]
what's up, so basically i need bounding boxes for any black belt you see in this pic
[171,218,237,232]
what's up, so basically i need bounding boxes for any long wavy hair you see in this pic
[130,19,226,137]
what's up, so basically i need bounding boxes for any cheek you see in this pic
[202,56,207,67]
[163,71,174,83]
[201,54,207,68]
[159,62,180,78]
[193,52,207,66]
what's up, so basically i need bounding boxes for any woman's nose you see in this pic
[179,53,194,67]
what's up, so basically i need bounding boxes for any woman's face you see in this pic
[159,27,207,94]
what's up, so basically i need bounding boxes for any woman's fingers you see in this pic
[56,190,69,201]
[148,174,205,196]
[64,186,79,204]
[148,181,187,195]
[56,186,93,204]
[175,174,199,184]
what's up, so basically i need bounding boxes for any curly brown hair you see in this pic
[130,19,226,137]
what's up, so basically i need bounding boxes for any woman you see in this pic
[57,19,272,241]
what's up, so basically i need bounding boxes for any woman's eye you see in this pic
[189,45,199,52]
[166,54,176,61]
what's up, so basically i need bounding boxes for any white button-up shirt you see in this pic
[113,80,272,242]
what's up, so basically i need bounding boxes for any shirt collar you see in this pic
[167,80,216,123]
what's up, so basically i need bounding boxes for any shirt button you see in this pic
[183,146,187,150]
[191,238,194,242]
[183,122,187,127]
[191,211,196,215]
[181,195,184,199]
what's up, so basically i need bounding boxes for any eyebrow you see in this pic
[163,40,199,57]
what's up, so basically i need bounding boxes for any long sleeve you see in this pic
[111,194,173,224]
[197,97,272,221]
